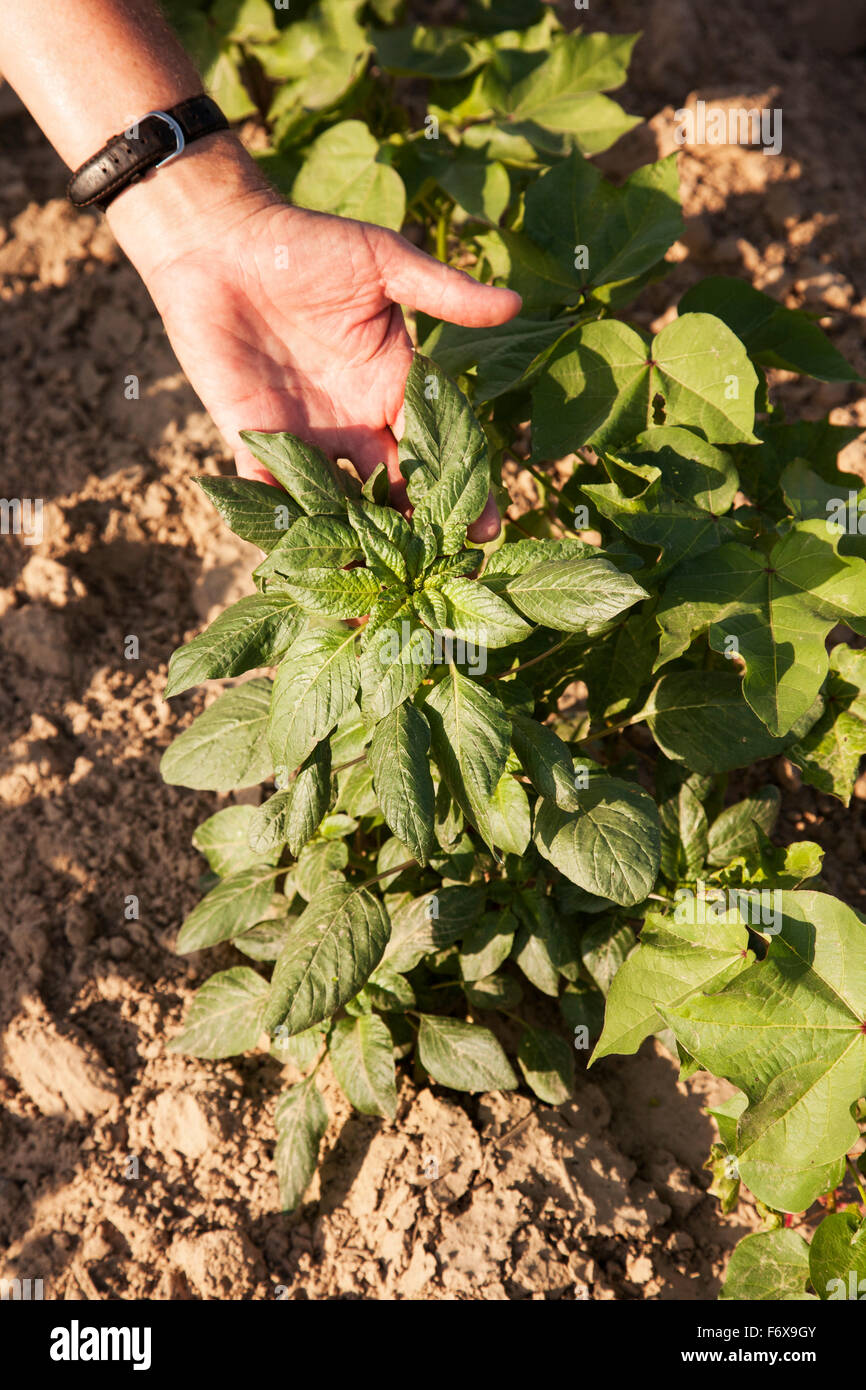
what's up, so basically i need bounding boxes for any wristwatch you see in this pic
[67,95,229,211]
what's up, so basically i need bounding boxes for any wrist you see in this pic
[105,129,280,281]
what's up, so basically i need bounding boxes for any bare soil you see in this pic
[1,0,864,1301]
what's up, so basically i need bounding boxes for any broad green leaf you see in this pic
[239,429,351,515]
[510,713,580,810]
[465,0,548,36]
[435,150,510,223]
[513,919,559,996]
[205,43,257,121]
[809,1211,866,1299]
[234,915,296,963]
[534,775,660,906]
[255,0,368,107]
[360,462,389,506]
[263,882,391,1034]
[706,1090,748,1152]
[592,909,753,1061]
[275,565,380,620]
[524,151,682,300]
[346,499,411,584]
[532,314,759,460]
[421,315,572,402]
[560,982,604,1043]
[780,460,866,555]
[623,425,740,514]
[483,536,599,579]
[293,120,406,231]
[359,597,431,723]
[195,475,303,551]
[580,916,636,995]
[176,863,280,953]
[680,277,859,382]
[517,1026,575,1104]
[193,804,280,877]
[438,575,532,648]
[513,888,582,991]
[368,703,436,865]
[662,890,866,1212]
[165,593,305,697]
[655,520,866,736]
[645,671,809,775]
[417,1015,518,1092]
[270,1022,324,1069]
[506,556,647,631]
[464,973,523,1011]
[274,1078,328,1212]
[582,606,659,723]
[425,667,510,852]
[481,33,641,157]
[254,516,363,583]
[720,1230,814,1301]
[476,226,581,315]
[249,740,332,856]
[581,477,746,578]
[328,1014,397,1117]
[373,24,485,79]
[658,780,708,881]
[364,965,415,1012]
[788,645,866,805]
[268,627,359,774]
[338,759,378,818]
[460,909,516,982]
[484,771,531,855]
[318,812,358,840]
[208,0,277,44]
[412,587,448,629]
[330,701,369,764]
[741,418,861,504]
[399,356,490,553]
[383,883,486,973]
[294,837,348,900]
[161,678,273,791]
[707,787,781,867]
[169,966,269,1058]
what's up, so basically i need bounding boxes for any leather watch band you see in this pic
[67,95,229,211]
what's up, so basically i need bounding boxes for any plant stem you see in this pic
[435,208,449,263]
[487,635,574,681]
[362,859,417,888]
[574,712,644,744]
[331,752,366,775]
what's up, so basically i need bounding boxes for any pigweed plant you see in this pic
[160,2,866,1301]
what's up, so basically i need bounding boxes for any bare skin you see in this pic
[0,1,521,537]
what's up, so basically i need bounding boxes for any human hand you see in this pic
[110,138,521,541]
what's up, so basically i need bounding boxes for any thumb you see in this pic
[373,230,521,327]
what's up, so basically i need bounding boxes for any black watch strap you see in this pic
[67,95,229,212]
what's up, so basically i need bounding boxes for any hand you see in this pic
[112,140,521,541]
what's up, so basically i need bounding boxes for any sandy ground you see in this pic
[0,0,864,1300]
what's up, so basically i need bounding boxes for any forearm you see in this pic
[0,0,275,275]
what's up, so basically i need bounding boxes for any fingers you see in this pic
[373,230,522,327]
[467,491,502,544]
